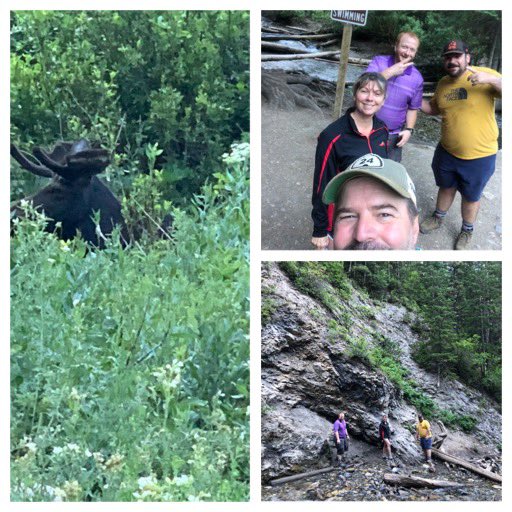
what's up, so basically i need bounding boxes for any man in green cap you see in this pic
[322,153,419,250]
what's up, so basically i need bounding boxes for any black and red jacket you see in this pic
[311,107,389,237]
[379,420,391,440]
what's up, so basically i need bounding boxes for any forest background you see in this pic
[265,10,502,75]
[278,261,502,410]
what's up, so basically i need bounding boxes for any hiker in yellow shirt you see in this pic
[415,413,433,465]
[420,40,501,250]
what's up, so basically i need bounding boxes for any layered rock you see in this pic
[261,263,501,482]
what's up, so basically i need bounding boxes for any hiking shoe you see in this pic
[455,230,473,250]
[420,214,443,234]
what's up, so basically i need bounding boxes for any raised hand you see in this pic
[467,66,495,86]
[387,59,414,78]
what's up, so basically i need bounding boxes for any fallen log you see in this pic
[383,473,466,489]
[262,52,371,65]
[262,50,340,61]
[270,466,336,486]
[431,448,502,483]
[262,32,338,41]
[432,433,448,449]
[262,42,315,54]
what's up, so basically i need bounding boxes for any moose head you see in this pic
[11,139,129,248]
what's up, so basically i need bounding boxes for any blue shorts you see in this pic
[420,437,432,450]
[431,144,496,202]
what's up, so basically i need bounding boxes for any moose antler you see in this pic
[33,139,110,179]
[10,144,54,178]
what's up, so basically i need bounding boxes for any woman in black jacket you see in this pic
[311,72,389,249]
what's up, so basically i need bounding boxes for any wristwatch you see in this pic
[404,127,415,134]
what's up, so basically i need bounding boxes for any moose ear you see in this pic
[10,143,54,178]
[46,142,75,164]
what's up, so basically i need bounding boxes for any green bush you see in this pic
[10,143,249,502]
[11,11,249,205]
[347,336,371,363]
[262,297,278,327]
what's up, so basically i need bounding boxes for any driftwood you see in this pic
[431,448,502,483]
[432,433,448,449]
[262,32,337,41]
[262,50,340,61]
[270,466,336,486]
[319,38,340,47]
[262,51,370,65]
[383,473,466,489]
[262,42,314,54]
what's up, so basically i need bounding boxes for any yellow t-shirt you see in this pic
[431,66,501,159]
[417,420,431,439]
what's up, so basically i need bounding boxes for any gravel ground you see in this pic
[262,452,502,502]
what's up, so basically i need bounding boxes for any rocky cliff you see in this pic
[261,263,502,483]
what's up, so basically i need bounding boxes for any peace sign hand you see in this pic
[389,59,414,77]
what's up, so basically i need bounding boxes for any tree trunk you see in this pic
[261,51,370,65]
[262,32,338,41]
[431,448,502,483]
[383,473,466,488]
[270,466,336,486]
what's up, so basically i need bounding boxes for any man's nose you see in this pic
[354,215,377,242]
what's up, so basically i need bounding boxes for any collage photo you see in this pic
[6,4,505,510]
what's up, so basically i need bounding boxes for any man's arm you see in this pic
[371,59,414,79]
[396,109,418,148]
[467,66,502,95]
[421,98,440,116]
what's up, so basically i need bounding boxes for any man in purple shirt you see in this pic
[333,412,350,463]
[366,32,424,162]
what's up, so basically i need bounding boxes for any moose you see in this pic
[11,139,129,248]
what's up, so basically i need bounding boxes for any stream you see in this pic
[262,38,366,84]
[261,18,501,141]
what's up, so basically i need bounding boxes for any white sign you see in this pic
[331,10,368,27]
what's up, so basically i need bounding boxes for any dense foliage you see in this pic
[11,11,249,203]
[279,262,501,404]
[344,261,501,402]
[11,143,250,502]
[263,10,501,75]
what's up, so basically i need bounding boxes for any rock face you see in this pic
[261,263,502,483]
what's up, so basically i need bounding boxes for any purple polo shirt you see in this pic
[366,55,424,133]
[333,419,347,438]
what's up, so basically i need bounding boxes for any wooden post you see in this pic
[333,23,353,119]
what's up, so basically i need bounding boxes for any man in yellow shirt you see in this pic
[420,40,502,249]
[415,413,433,465]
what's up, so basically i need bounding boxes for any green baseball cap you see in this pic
[322,154,417,207]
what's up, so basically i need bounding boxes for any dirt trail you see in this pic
[261,104,502,251]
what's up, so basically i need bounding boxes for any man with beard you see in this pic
[420,40,502,249]
[322,153,419,250]
[366,31,424,161]
[333,412,350,465]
